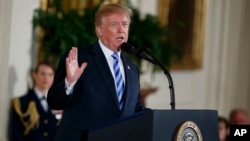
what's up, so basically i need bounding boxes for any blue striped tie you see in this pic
[112,52,124,110]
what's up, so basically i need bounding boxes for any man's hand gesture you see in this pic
[65,47,87,86]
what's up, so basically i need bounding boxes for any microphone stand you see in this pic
[137,48,176,110]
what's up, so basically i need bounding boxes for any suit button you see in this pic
[43,132,48,136]
[44,119,48,124]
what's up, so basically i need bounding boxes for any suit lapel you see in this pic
[92,42,120,110]
[121,54,137,111]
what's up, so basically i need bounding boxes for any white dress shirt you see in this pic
[34,87,48,112]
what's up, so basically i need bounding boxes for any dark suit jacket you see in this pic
[8,89,59,141]
[47,41,146,141]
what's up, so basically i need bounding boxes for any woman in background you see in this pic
[218,116,230,141]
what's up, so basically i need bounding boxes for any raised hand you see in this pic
[65,47,87,86]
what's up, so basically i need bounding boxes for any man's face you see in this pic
[96,13,130,51]
[33,64,54,93]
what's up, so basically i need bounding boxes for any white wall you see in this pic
[233,0,250,112]
[0,0,39,140]
[0,0,250,140]
[8,0,39,98]
[0,0,12,141]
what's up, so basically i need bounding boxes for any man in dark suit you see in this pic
[8,61,62,141]
[47,3,147,141]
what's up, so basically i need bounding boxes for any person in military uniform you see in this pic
[8,61,62,141]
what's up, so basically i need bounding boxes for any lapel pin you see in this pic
[127,66,130,70]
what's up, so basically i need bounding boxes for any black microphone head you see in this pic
[120,42,136,54]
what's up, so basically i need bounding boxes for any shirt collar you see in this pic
[98,39,121,59]
[34,87,47,99]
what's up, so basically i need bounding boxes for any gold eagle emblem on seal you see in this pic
[175,121,203,141]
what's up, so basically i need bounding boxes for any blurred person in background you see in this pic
[229,108,249,125]
[218,116,230,141]
[8,61,62,141]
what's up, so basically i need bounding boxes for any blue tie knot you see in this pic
[112,52,119,60]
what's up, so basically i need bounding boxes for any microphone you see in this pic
[120,42,176,110]
[120,42,138,54]
[120,43,157,64]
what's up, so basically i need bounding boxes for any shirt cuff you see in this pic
[65,79,77,95]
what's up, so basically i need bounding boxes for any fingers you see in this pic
[72,47,77,60]
[80,62,88,72]
[67,47,77,63]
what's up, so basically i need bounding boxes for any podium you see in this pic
[88,110,219,141]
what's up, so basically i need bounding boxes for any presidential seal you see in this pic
[175,121,203,141]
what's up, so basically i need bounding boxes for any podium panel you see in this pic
[88,110,219,141]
